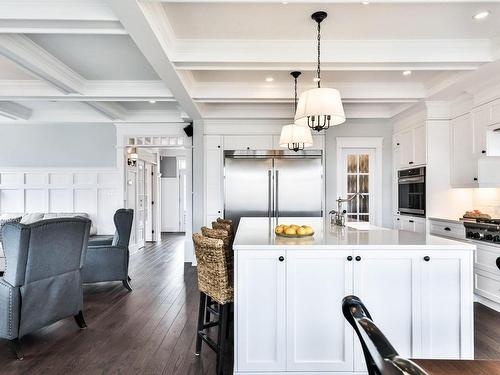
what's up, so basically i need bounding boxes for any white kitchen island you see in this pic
[233,217,475,375]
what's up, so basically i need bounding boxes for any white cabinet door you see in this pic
[419,252,474,359]
[224,135,273,150]
[286,251,354,372]
[491,98,500,125]
[450,114,478,187]
[413,124,427,166]
[472,106,490,156]
[204,136,223,224]
[353,251,418,371]
[399,129,414,168]
[236,251,286,372]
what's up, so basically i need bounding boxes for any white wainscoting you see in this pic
[0,169,121,235]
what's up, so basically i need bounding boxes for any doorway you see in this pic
[160,151,187,234]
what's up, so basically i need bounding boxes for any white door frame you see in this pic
[115,124,193,262]
[336,137,383,226]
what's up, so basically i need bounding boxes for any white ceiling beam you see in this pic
[107,0,201,120]
[0,101,32,120]
[0,20,126,35]
[171,39,493,66]
[0,80,176,101]
[85,101,127,120]
[174,62,482,72]
[190,82,425,103]
[201,102,394,119]
[0,34,85,94]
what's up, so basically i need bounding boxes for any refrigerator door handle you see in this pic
[268,170,272,218]
[275,169,279,220]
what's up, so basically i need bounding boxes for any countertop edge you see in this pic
[233,244,476,251]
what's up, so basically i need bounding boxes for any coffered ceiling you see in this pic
[0,0,498,123]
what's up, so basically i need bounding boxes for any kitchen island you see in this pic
[233,217,475,375]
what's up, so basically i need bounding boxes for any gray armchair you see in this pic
[0,217,91,360]
[82,209,134,291]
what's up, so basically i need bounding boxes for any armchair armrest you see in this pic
[0,277,20,340]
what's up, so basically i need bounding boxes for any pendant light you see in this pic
[294,11,346,132]
[280,71,313,152]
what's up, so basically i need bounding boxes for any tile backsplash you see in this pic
[472,189,500,217]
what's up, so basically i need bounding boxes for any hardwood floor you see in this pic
[0,234,232,375]
[0,234,498,374]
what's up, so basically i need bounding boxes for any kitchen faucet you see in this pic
[329,193,362,227]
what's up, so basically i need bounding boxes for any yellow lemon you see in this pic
[302,225,314,235]
[285,227,297,235]
[297,227,307,236]
[275,226,284,234]
[290,224,300,230]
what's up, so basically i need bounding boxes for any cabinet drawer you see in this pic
[475,243,500,276]
[475,269,500,304]
[429,221,465,240]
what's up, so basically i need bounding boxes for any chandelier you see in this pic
[279,71,313,152]
[294,11,346,132]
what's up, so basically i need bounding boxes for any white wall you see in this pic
[325,119,393,228]
[0,123,116,168]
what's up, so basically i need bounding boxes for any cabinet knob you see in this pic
[409,161,414,165]
[424,256,430,262]
[347,256,353,261]
[217,211,221,214]
[279,256,284,262]
[409,220,414,223]
[444,227,451,231]
[482,150,486,154]
[217,145,221,149]
[246,147,250,150]
[474,177,478,181]
[396,143,400,146]
[355,256,361,262]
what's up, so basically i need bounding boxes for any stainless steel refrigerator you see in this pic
[224,150,324,227]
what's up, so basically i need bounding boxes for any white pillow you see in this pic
[20,213,44,224]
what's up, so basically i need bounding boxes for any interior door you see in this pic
[135,160,146,249]
[224,157,273,227]
[274,157,323,218]
[145,162,153,242]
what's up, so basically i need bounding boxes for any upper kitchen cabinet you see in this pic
[223,135,273,150]
[472,98,500,157]
[450,113,478,188]
[393,123,427,169]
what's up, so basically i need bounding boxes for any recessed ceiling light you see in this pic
[361,1,370,5]
[149,100,157,104]
[265,77,274,82]
[282,1,288,4]
[402,70,412,76]
[313,77,321,82]
[473,10,490,20]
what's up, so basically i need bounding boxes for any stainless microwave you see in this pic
[398,167,425,217]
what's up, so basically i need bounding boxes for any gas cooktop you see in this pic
[464,218,500,244]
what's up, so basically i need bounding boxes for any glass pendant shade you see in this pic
[279,123,313,152]
[294,87,346,131]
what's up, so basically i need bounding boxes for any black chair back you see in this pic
[342,295,428,375]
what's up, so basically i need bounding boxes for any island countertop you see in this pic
[233,217,476,251]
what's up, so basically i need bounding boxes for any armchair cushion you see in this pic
[0,278,20,340]
[82,245,128,283]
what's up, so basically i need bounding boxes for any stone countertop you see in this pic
[233,217,476,251]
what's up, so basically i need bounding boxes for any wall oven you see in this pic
[398,167,425,217]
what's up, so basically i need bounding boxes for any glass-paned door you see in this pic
[341,149,375,223]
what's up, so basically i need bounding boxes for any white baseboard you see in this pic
[475,294,500,313]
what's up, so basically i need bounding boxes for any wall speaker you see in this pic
[183,123,193,137]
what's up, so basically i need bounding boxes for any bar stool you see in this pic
[216,218,234,235]
[193,233,233,375]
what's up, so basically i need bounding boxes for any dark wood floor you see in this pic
[0,234,498,374]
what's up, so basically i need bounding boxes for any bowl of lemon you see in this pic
[275,224,314,238]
